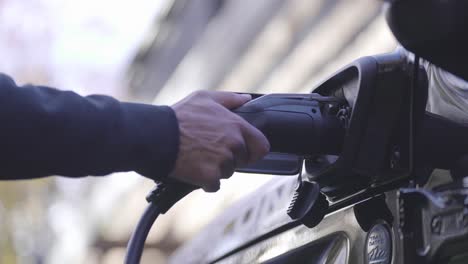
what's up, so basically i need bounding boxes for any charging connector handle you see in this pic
[233,93,346,156]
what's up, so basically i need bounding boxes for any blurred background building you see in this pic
[0,0,397,263]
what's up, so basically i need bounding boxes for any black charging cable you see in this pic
[124,180,196,264]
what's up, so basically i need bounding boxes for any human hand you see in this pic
[169,91,270,192]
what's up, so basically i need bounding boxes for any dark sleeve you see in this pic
[0,73,179,180]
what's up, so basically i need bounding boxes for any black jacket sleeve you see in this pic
[0,73,179,180]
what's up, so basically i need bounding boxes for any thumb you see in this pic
[209,91,251,109]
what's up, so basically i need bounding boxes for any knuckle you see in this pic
[226,135,244,149]
[233,118,247,128]
[217,153,236,178]
[231,141,249,164]
[250,143,270,163]
[202,166,221,180]
[193,166,214,183]
[193,90,209,98]
[196,174,217,189]
[221,148,234,160]
[222,154,235,167]
[230,120,247,134]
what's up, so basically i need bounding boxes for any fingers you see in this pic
[206,91,252,109]
[220,151,237,179]
[238,119,270,164]
[201,124,269,193]
[203,180,220,193]
[230,141,249,169]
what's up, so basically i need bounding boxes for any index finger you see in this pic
[208,91,252,109]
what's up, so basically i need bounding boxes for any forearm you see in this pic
[0,73,179,180]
